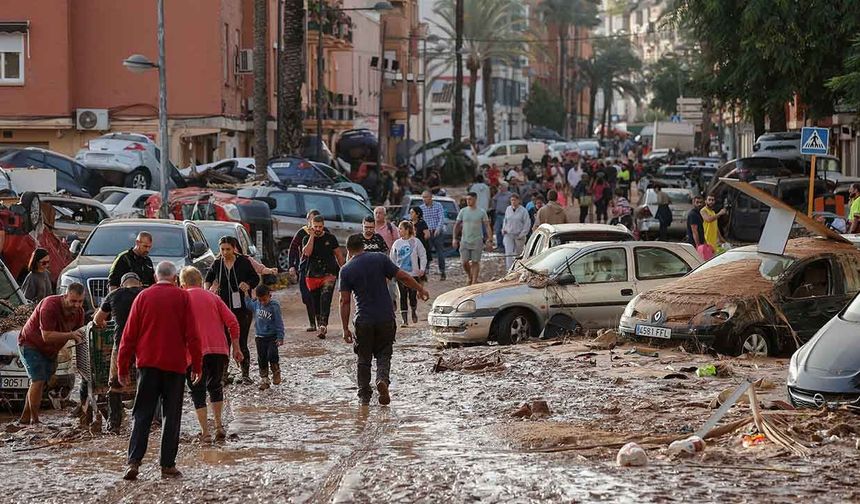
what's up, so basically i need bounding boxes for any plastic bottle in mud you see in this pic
[667,436,705,457]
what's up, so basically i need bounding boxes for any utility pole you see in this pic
[376,20,387,170]
[316,1,325,161]
[452,0,464,143]
[156,0,169,218]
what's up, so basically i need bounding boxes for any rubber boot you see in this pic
[271,363,282,385]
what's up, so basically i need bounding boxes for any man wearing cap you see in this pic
[94,272,145,433]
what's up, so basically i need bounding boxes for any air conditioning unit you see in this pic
[237,49,253,74]
[76,109,109,131]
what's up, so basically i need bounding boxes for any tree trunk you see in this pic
[700,98,712,155]
[752,105,766,139]
[559,28,569,138]
[569,25,578,138]
[253,0,269,177]
[768,103,788,132]
[280,0,304,155]
[588,80,598,138]
[453,0,464,143]
[482,59,495,144]
[600,85,610,141]
[467,60,479,144]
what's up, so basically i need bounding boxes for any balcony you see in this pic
[383,13,409,40]
[308,0,354,51]
[303,93,357,130]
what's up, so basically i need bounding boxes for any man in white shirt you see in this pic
[567,163,582,205]
[468,174,491,213]
[502,193,531,270]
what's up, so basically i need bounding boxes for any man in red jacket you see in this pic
[118,261,202,481]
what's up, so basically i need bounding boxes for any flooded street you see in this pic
[3,258,860,503]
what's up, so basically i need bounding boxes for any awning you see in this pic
[180,128,220,139]
[0,21,29,34]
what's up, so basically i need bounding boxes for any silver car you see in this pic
[518,223,634,267]
[40,194,110,242]
[76,132,183,190]
[429,241,702,345]
[635,188,694,239]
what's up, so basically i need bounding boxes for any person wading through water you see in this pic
[340,234,428,405]
[288,209,321,332]
[302,215,345,339]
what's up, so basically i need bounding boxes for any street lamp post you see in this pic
[123,0,169,218]
[315,1,392,161]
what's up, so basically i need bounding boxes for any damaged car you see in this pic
[619,238,860,356]
[787,292,860,410]
[429,241,701,345]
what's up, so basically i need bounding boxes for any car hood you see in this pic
[62,255,180,279]
[793,317,860,386]
[433,276,527,308]
[0,330,20,356]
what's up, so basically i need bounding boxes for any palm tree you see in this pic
[537,0,599,138]
[253,0,269,177]
[279,0,305,155]
[581,36,642,138]
[430,0,528,144]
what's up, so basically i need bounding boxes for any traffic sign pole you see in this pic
[807,154,816,217]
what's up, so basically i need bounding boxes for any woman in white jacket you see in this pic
[390,221,427,326]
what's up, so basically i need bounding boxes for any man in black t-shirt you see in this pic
[302,215,345,338]
[108,232,156,289]
[359,215,388,255]
[686,195,706,249]
[94,272,144,433]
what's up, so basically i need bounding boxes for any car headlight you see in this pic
[691,303,737,326]
[58,274,82,294]
[787,350,799,384]
[456,300,476,314]
[622,295,640,319]
[223,203,241,221]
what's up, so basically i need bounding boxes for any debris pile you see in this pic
[0,303,35,335]
[511,399,552,420]
[432,350,504,373]
[584,329,618,350]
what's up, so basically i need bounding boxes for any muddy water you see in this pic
[2,263,860,503]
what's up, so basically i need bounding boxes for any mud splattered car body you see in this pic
[619,238,860,356]
[430,241,701,345]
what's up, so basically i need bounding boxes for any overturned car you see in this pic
[619,237,860,356]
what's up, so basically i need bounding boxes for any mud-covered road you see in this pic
[2,257,860,503]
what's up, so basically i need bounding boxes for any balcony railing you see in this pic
[304,93,357,122]
[308,0,354,43]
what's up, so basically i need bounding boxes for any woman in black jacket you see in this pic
[205,236,260,383]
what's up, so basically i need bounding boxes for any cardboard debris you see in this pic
[433,350,504,373]
[585,329,618,350]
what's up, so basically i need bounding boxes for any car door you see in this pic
[187,224,214,275]
[269,190,304,241]
[779,258,847,342]
[550,247,634,328]
[338,196,372,238]
[633,246,694,293]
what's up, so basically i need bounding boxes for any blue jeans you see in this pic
[494,217,504,251]
[19,345,56,382]
[430,231,446,275]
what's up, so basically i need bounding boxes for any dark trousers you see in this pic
[128,367,184,468]
[298,266,316,327]
[255,336,279,376]
[187,354,227,410]
[310,282,334,326]
[235,309,253,377]
[579,205,589,223]
[354,320,396,401]
[397,279,418,318]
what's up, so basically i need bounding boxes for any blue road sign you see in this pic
[800,127,829,155]
[670,115,681,123]
[390,123,405,138]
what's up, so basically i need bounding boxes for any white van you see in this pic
[477,140,546,169]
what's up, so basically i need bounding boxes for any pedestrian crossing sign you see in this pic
[800,127,829,155]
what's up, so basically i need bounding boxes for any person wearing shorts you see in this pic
[179,266,241,443]
[17,286,86,425]
[453,192,492,285]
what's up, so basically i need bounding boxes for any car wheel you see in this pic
[19,191,41,232]
[277,243,291,272]
[496,309,534,345]
[736,329,772,357]
[125,169,151,189]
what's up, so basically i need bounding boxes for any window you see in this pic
[271,191,301,217]
[490,145,507,157]
[512,144,528,155]
[340,197,371,224]
[634,247,691,280]
[24,151,45,166]
[788,259,831,299]
[568,248,628,284]
[302,193,338,221]
[527,233,545,258]
[94,190,125,205]
[0,34,24,84]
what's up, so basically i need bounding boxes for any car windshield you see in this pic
[693,250,795,280]
[841,293,860,323]
[523,246,580,275]
[83,226,186,257]
[646,190,692,205]
[199,226,233,253]
[94,191,127,205]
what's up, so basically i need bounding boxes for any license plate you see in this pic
[0,375,29,389]
[635,324,671,339]
[431,316,448,327]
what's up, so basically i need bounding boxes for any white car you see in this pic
[40,194,110,242]
[477,140,546,170]
[546,142,579,161]
[429,241,702,345]
[75,132,184,190]
[94,186,158,218]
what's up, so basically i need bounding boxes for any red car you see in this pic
[0,192,73,285]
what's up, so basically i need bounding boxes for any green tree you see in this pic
[827,37,860,111]
[537,0,600,138]
[667,0,860,136]
[581,36,642,138]
[278,0,305,156]
[523,83,565,133]
[431,0,528,143]
[646,54,695,115]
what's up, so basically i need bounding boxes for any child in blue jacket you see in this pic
[247,284,285,390]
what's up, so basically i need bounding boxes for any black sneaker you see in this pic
[123,462,140,481]
[440,272,447,281]
[359,396,371,406]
